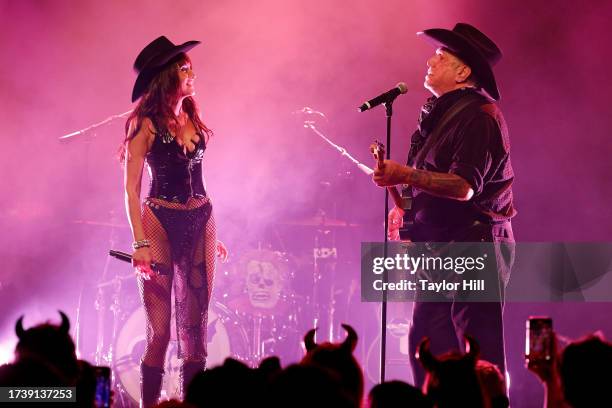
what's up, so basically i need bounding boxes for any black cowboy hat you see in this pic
[131,36,200,102]
[417,23,502,100]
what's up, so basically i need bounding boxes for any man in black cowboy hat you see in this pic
[373,23,516,386]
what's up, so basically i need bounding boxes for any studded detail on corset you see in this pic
[145,117,206,203]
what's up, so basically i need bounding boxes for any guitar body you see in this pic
[397,185,413,241]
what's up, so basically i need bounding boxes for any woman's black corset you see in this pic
[145,126,206,204]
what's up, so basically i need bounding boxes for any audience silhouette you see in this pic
[2,312,610,408]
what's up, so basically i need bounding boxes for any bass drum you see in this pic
[113,302,248,406]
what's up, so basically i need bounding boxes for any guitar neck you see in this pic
[387,186,403,208]
[370,141,406,210]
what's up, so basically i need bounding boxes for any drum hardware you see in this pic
[252,314,264,364]
[314,247,337,259]
[85,211,122,367]
[72,214,133,365]
[232,309,301,367]
[365,302,414,385]
[278,207,348,344]
[310,219,340,344]
[93,269,127,367]
[107,273,123,368]
[223,249,304,366]
[93,284,105,366]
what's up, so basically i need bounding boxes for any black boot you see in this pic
[140,362,164,408]
[181,360,205,399]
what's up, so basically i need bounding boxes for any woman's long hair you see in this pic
[119,53,212,162]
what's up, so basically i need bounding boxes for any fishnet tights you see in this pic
[137,197,216,369]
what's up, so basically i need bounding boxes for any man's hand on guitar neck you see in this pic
[372,159,409,187]
[373,159,474,201]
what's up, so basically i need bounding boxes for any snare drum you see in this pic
[113,302,248,405]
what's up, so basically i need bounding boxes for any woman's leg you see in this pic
[138,205,173,407]
[174,204,216,395]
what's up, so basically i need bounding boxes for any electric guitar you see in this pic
[369,140,413,240]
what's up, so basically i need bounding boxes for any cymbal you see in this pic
[73,219,129,229]
[281,215,359,228]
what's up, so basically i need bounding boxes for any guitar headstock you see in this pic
[370,140,385,169]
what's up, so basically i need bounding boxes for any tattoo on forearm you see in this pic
[408,169,471,200]
[408,169,432,187]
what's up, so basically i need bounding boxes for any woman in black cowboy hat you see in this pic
[120,36,228,407]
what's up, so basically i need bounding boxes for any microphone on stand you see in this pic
[358,83,408,112]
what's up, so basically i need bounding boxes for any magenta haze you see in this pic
[0,1,611,406]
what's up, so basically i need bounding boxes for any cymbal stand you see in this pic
[94,286,105,365]
[312,222,338,343]
[108,273,123,366]
[93,210,119,365]
[252,314,263,365]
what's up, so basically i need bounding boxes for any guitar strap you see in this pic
[411,93,483,169]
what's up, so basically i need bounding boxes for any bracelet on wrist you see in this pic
[133,239,151,250]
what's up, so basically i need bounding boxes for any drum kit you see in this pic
[78,210,360,406]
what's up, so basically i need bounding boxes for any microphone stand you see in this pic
[303,120,374,176]
[359,92,402,382]
[379,100,394,383]
[58,109,133,141]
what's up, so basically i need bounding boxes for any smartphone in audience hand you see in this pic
[525,316,553,363]
[94,366,111,408]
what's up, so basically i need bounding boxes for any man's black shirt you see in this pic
[406,88,516,233]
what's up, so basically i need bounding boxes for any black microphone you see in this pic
[109,249,165,274]
[358,83,408,112]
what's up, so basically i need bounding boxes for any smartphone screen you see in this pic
[93,366,111,408]
[525,316,553,362]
